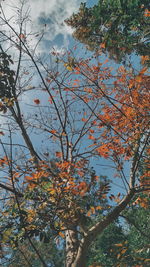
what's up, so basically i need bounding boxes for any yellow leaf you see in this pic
[135,76,142,83]
[66,65,73,71]
[48,189,56,195]
[2,229,12,242]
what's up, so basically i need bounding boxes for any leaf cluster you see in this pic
[65,0,150,63]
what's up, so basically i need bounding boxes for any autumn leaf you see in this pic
[0,103,7,113]
[64,63,73,71]
[96,206,102,210]
[61,131,67,136]
[88,134,95,140]
[117,253,121,259]
[50,129,57,134]
[141,55,149,64]
[144,8,150,17]
[46,78,51,83]
[90,206,95,214]
[87,210,91,217]
[135,76,142,83]
[114,243,123,247]
[3,97,15,107]
[59,232,65,238]
[100,42,106,49]
[81,118,87,122]
[139,67,147,75]
[120,248,127,254]
[84,87,92,93]
[34,99,40,104]
[47,188,56,195]
[89,129,94,133]
[19,33,26,39]
[66,66,73,71]
[55,151,62,158]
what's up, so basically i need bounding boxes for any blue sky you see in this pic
[0,0,132,197]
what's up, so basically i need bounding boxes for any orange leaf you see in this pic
[139,67,147,75]
[91,120,97,125]
[87,210,91,217]
[96,206,102,210]
[50,129,57,134]
[144,8,150,17]
[82,118,87,122]
[25,175,34,181]
[90,206,95,214]
[55,152,62,158]
[121,248,127,254]
[59,232,65,238]
[100,43,106,48]
[88,135,95,140]
[141,55,149,64]
[103,58,109,64]
[114,243,123,247]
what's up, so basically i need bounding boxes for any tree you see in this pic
[4,200,150,266]
[3,239,64,267]
[87,221,126,266]
[0,1,150,267]
[121,202,150,266]
[65,1,150,63]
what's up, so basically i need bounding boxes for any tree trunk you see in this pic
[65,189,135,267]
[65,227,79,267]
[71,239,88,267]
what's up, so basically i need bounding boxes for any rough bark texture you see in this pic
[65,227,79,267]
[71,238,88,267]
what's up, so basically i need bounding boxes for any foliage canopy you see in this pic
[66,0,150,63]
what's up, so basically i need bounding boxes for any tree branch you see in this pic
[73,189,135,267]
[0,182,23,197]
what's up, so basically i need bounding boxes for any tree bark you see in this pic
[65,227,79,267]
[10,105,40,164]
[71,237,88,267]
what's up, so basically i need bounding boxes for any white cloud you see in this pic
[0,0,81,124]
[29,0,80,50]
[1,0,81,51]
